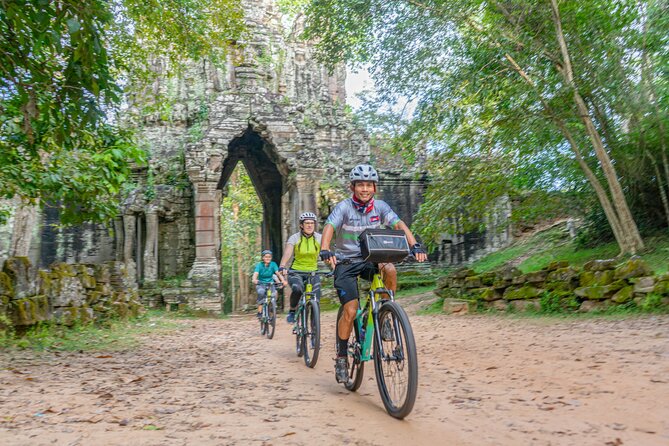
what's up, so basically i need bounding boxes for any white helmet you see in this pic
[349,164,379,183]
[299,212,317,222]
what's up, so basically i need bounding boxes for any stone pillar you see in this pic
[186,181,223,312]
[114,217,124,261]
[295,167,325,218]
[122,214,137,285]
[143,211,159,283]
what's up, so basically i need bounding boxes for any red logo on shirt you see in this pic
[370,215,380,223]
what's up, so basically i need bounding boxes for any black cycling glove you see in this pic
[410,243,426,256]
[319,250,334,261]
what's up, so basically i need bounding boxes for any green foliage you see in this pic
[187,101,210,143]
[301,0,669,252]
[0,0,245,225]
[539,291,580,314]
[639,293,667,313]
[220,165,263,311]
[0,312,14,343]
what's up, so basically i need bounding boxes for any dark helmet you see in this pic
[299,211,317,222]
[349,164,379,183]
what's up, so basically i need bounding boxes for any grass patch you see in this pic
[518,241,619,272]
[416,296,445,315]
[468,227,669,275]
[1,310,185,352]
[395,285,434,299]
[470,244,534,273]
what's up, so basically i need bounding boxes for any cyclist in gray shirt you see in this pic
[319,164,427,383]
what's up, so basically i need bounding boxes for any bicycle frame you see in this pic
[356,272,395,362]
[262,283,277,319]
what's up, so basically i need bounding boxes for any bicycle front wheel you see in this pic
[373,301,418,419]
[260,304,267,336]
[303,300,320,368]
[295,307,304,357]
[266,300,277,339]
[336,306,364,391]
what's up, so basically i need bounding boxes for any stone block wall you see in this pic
[436,257,669,314]
[0,257,142,329]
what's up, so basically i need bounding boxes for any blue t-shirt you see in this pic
[254,261,279,283]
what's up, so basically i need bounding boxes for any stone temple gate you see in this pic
[0,0,428,312]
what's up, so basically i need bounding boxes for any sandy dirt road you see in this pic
[1,299,668,446]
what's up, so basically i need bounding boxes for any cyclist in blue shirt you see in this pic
[319,164,427,383]
[252,249,287,319]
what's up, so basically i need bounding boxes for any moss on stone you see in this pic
[546,266,580,283]
[503,285,542,300]
[611,286,634,304]
[653,281,669,295]
[580,270,614,287]
[480,288,502,301]
[0,272,14,297]
[614,258,652,280]
[575,280,626,300]
[464,276,483,289]
[546,260,569,271]
[544,281,574,292]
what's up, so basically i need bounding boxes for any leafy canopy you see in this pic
[302,0,668,245]
[0,0,245,224]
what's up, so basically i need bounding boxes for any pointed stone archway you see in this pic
[218,127,285,259]
[183,119,325,312]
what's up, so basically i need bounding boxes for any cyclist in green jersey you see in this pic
[278,212,322,323]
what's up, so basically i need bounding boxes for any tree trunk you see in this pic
[9,198,39,257]
[550,0,644,254]
[230,250,236,311]
[646,152,669,229]
[555,122,627,251]
[504,53,627,253]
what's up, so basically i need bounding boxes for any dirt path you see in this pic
[1,302,668,446]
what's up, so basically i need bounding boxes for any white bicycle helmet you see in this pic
[299,212,317,222]
[349,164,379,183]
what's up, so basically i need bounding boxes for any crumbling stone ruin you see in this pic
[0,0,428,316]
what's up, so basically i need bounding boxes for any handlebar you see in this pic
[309,270,334,278]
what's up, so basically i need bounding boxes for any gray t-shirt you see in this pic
[325,198,401,261]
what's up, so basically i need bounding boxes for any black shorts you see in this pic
[288,271,321,300]
[333,261,377,305]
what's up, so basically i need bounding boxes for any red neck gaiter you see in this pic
[351,195,374,214]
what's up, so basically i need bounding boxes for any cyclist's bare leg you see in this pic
[338,300,358,342]
[378,263,397,298]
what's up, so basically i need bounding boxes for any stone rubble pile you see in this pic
[0,257,142,328]
[436,257,669,314]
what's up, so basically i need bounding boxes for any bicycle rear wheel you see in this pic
[303,300,320,368]
[373,301,418,419]
[266,300,277,339]
[336,306,364,391]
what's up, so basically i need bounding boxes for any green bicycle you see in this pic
[336,267,418,419]
[259,283,281,339]
[292,270,333,368]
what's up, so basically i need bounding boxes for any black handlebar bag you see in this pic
[359,229,410,263]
